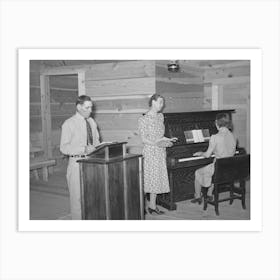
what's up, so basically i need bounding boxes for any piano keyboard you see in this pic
[178,155,215,163]
[177,150,240,163]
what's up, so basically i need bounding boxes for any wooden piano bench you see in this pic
[201,154,250,216]
[30,159,56,181]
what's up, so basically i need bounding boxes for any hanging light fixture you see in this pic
[167,60,180,72]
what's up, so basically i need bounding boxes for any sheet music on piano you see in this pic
[184,129,210,143]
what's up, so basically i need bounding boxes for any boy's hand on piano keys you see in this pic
[170,137,178,142]
[193,151,203,157]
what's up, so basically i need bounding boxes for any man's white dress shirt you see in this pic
[60,112,100,219]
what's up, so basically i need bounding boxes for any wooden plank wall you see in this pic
[30,60,250,158]
[222,81,250,152]
[30,61,78,157]
[84,61,155,154]
[156,60,250,152]
[156,61,209,112]
[203,61,250,152]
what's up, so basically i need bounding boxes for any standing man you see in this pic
[60,95,100,219]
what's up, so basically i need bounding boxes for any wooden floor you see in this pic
[30,165,250,220]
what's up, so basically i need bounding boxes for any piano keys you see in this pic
[172,150,240,164]
[157,110,246,210]
[178,154,215,162]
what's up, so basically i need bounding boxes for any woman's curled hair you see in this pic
[148,93,164,107]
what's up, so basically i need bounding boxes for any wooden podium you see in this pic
[78,142,144,220]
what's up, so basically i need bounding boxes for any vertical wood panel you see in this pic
[126,157,141,219]
[223,82,250,152]
[82,163,107,219]
[78,71,86,95]
[203,84,212,109]
[212,85,219,110]
[218,85,224,109]
[104,164,110,220]
[123,160,128,219]
[108,162,124,220]
[40,75,52,159]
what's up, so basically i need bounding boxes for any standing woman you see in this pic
[138,94,175,215]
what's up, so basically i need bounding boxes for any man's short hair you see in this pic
[216,113,232,129]
[76,95,92,106]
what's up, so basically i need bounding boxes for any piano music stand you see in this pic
[78,142,144,220]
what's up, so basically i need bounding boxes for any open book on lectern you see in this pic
[95,141,118,150]
[87,141,127,158]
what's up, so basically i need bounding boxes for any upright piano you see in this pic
[157,109,246,210]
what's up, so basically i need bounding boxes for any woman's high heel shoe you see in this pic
[148,207,164,215]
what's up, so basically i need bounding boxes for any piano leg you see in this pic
[229,183,234,205]
[214,184,220,216]
[157,194,177,211]
[202,187,208,211]
[240,180,246,209]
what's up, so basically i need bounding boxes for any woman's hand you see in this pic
[161,136,178,142]
[155,138,174,148]
[157,141,173,148]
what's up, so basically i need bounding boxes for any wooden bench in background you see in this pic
[30,159,56,181]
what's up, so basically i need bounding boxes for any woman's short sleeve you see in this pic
[138,116,147,139]
[204,135,216,158]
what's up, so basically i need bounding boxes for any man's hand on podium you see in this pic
[85,145,96,155]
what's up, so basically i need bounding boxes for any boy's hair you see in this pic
[76,95,92,106]
[148,93,164,107]
[216,113,232,129]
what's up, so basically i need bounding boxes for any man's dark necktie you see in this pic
[85,119,93,145]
